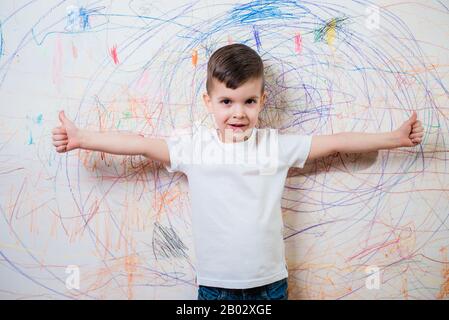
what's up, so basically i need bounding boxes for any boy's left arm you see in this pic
[305,111,424,163]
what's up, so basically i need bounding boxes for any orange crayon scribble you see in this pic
[437,247,449,299]
[402,275,408,299]
[154,187,182,219]
[192,49,198,67]
[125,253,138,300]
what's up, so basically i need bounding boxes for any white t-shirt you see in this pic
[164,122,312,289]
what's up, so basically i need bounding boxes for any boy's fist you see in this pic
[395,111,424,147]
[52,111,80,153]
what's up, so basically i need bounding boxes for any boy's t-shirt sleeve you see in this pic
[163,133,193,173]
[278,134,313,168]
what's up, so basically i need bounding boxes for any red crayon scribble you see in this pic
[192,49,198,67]
[110,45,119,64]
[295,32,302,54]
[346,237,401,262]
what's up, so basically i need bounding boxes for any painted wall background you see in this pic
[0,0,448,299]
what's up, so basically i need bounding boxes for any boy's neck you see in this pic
[216,128,253,144]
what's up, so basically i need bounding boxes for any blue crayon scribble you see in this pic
[66,6,105,32]
[36,113,43,124]
[252,25,261,51]
[229,0,295,24]
[0,21,4,59]
[27,130,33,145]
[79,7,91,30]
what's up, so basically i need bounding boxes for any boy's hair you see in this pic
[206,43,265,95]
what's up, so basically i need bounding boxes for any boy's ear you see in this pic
[203,92,212,113]
[260,92,267,110]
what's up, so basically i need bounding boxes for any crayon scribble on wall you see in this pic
[0,0,448,299]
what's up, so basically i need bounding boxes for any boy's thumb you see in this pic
[408,111,417,124]
[59,110,67,124]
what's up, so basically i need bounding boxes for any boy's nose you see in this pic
[232,113,245,119]
[232,104,245,118]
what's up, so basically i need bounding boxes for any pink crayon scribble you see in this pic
[294,32,302,54]
[71,41,78,59]
[52,36,63,89]
[137,70,150,89]
[110,45,119,64]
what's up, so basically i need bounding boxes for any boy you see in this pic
[52,43,424,300]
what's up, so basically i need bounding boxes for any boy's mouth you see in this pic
[226,123,247,132]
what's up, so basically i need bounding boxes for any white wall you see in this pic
[0,0,448,299]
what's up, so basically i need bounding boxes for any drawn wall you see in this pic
[0,0,448,299]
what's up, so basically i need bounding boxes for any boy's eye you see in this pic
[220,99,256,104]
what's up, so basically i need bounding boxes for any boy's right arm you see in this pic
[52,111,171,167]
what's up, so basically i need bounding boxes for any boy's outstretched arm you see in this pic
[52,111,170,166]
[306,111,424,163]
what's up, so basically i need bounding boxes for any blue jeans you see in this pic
[197,278,288,300]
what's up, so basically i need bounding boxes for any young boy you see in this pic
[52,43,424,300]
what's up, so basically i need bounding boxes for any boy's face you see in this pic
[202,77,266,143]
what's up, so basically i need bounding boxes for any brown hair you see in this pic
[206,43,265,95]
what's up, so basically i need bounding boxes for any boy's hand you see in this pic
[394,111,424,147]
[52,111,81,153]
